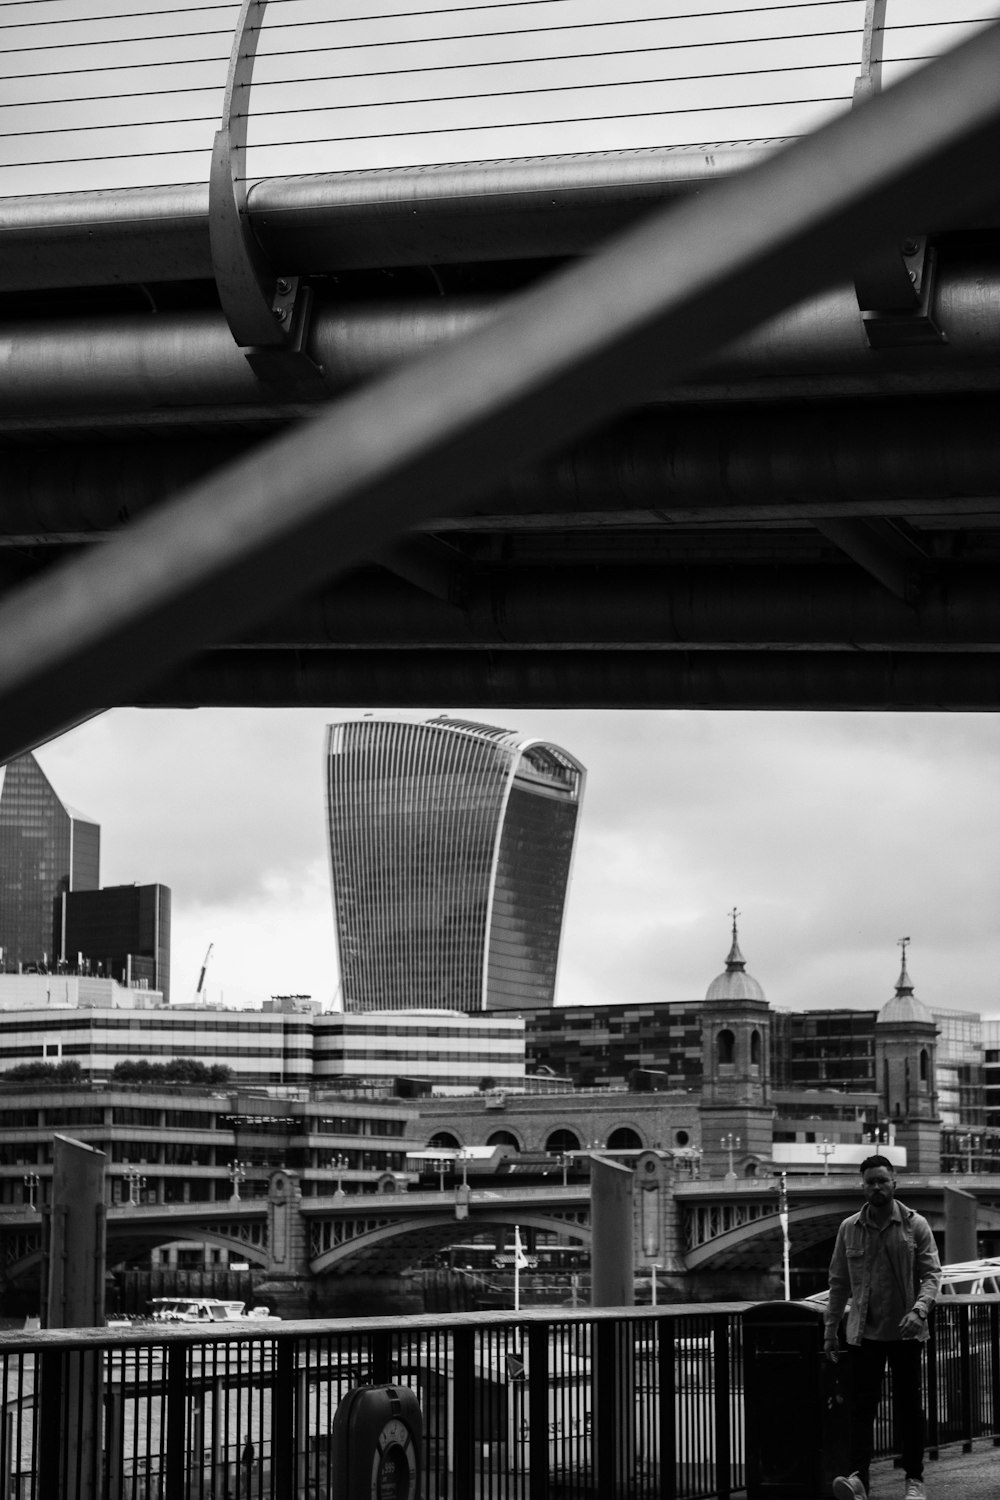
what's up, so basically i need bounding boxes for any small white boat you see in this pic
[149,1297,280,1324]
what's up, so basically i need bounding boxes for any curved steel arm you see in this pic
[209,0,324,385]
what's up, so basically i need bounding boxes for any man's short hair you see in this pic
[859,1153,894,1177]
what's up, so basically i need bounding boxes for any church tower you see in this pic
[875,938,940,1176]
[699,911,774,1179]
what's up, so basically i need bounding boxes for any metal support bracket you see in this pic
[857,235,946,347]
[851,1,945,347]
[208,0,326,392]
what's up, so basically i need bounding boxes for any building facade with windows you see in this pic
[326,717,585,1013]
[61,882,172,1003]
[313,1010,526,1094]
[0,1084,418,1209]
[0,752,100,971]
[0,976,528,1095]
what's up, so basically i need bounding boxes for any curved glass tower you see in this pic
[326,718,585,1013]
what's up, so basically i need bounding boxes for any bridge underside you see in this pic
[2,35,1000,757]
[310,1207,590,1277]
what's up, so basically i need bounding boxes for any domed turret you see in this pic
[706,913,767,1003]
[878,940,933,1025]
[699,909,773,1176]
[875,938,940,1175]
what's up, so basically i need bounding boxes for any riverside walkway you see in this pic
[874,1439,1000,1500]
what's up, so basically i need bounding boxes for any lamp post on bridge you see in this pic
[721,1133,741,1182]
[455,1149,472,1221]
[330,1154,349,1196]
[23,1171,39,1211]
[816,1138,835,1177]
[960,1133,979,1175]
[125,1166,147,1206]
[228,1160,246,1204]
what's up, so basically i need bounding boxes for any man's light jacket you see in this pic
[825,1198,941,1346]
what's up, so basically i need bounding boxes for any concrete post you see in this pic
[590,1155,634,1307]
[40,1135,107,1499]
[944,1184,978,1264]
[46,1133,106,1328]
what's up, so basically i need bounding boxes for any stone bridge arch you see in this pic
[311,1207,590,1276]
[683,1195,1000,1271]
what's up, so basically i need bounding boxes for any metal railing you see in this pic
[0,1300,997,1500]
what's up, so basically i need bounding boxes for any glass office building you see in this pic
[326,718,585,1012]
[0,753,100,971]
[61,883,172,1003]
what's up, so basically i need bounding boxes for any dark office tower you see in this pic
[0,753,100,971]
[62,884,171,1002]
[326,717,586,1013]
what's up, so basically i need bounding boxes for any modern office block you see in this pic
[61,883,172,1003]
[326,717,585,1013]
[313,1010,526,1094]
[0,753,99,971]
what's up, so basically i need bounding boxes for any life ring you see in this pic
[370,1415,418,1500]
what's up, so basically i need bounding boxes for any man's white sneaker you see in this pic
[903,1482,925,1500]
[832,1476,868,1500]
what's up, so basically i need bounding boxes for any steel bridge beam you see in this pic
[5,265,1000,427]
[0,24,999,758]
[143,651,1000,713]
[4,397,1000,535]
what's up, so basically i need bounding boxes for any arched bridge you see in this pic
[677,1177,1000,1272]
[5,1171,998,1289]
[0,1183,592,1284]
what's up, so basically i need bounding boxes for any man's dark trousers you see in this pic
[845,1339,925,1489]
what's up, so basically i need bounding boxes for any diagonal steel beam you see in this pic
[1,24,1000,760]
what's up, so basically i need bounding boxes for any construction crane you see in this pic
[195,943,213,1000]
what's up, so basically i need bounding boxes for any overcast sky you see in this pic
[4,1,993,196]
[18,707,1000,1020]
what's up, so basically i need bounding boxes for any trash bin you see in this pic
[743,1301,850,1500]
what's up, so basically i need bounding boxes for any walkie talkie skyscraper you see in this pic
[326,717,585,1013]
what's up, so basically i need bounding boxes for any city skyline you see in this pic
[3,706,996,1019]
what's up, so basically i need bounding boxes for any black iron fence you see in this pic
[0,1300,996,1500]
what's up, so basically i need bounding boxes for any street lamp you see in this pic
[330,1154,349,1196]
[816,1138,835,1177]
[432,1157,449,1192]
[23,1172,39,1211]
[124,1166,147,1206]
[558,1151,573,1187]
[228,1160,246,1203]
[960,1134,979,1174]
[456,1149,471,1191]
[721,1133,741,1178]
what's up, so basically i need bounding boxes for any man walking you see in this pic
[825,1154,941,1500]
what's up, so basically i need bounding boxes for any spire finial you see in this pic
[895,936,913,994]
[725,908,746,971]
